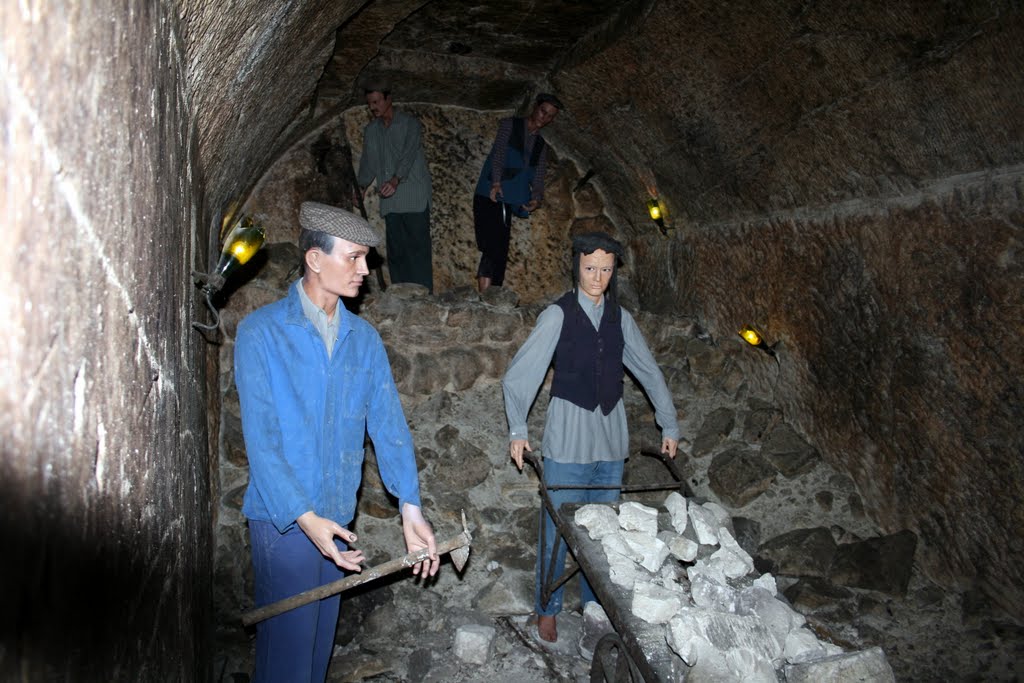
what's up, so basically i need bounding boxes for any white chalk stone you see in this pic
[632,580,684,624]
[620,530,670,572]
[578,601,615,661]
[687,504,721,546]
[701,500,732,531]
[739,586,806,651]
[687,606,781,660]
[703,555,745,585]
[658,559,688,586]
[661,531,699,562]
[725,648,782,683]
[666,607,782,677]
[753,572,778,595]
[665,615,702,666]
[689,554,728,587]
[784,628,827,664]
[602,531,641,563]
[606,550,641,589]
[453,624,495,665]
[664,491,689,534]
[784,647,895,683]
[618,501,659,537]
[575,504,620,540]
[710,527,755,579]
[689,571,740,613]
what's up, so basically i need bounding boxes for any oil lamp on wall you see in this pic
[642,173,672,236]
[738,325,777,357]
[192,214,266,334]
[647,197,666,231]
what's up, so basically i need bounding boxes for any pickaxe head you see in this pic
[450,509,473,573]
[450,544,471,572]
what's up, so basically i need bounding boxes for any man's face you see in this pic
[578,249,616,304]
[528,102,559,130]
[365,91,393,119]
[317,237,370,298]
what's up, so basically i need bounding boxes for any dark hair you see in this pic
[363,81,391,98]
[571,232,623,302]
[535,92,564,110]
[298,229,335,275]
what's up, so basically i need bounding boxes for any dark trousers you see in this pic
[384,208,433,292]
[250,520,347,683]
[473,194,512,286]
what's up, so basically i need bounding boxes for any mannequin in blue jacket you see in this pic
[473,92,563,292]
[235,201,439,682]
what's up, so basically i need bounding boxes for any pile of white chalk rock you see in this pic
[574,493,895,682]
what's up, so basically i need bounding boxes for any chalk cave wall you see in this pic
[2,3,209,681]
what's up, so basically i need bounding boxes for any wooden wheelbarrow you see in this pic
[241,511,472,627]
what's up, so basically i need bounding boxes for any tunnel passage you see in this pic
[3,0,1022,680]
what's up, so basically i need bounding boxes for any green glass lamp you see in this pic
[193,215,266,334]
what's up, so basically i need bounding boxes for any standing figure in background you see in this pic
[357,80,434,292]
[235,202,439,682]
[502,231,680,643]
[473,92,563,292]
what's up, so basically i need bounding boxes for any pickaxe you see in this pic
[241,511,472,627]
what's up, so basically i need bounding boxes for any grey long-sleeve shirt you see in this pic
[357,110,432,217]
[502,289,680,464]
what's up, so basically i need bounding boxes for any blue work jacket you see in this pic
[235,281,420,533]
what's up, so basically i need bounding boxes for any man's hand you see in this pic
[296,511,365,572]
[401,503,439,578]
[523,199,540,212]
[380,175,400,198]
[510,438,532,471]
[662,437,679,459]
[489,182,503,203]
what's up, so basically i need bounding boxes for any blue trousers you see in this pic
[249,520,347,683]
[535,458,624,616]
[384,209,433,292]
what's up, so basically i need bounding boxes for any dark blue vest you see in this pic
[550,291,625,415]
[474,117,546,206]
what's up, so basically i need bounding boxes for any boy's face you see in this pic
[578,249,615,304]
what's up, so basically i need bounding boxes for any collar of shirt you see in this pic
[576,288,605,329]
[297,280,341,355]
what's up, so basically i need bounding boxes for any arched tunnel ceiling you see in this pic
[316,0,655,112]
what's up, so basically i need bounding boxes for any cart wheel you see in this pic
[590,632,642,683]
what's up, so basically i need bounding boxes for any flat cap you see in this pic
[299,201,381,247]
